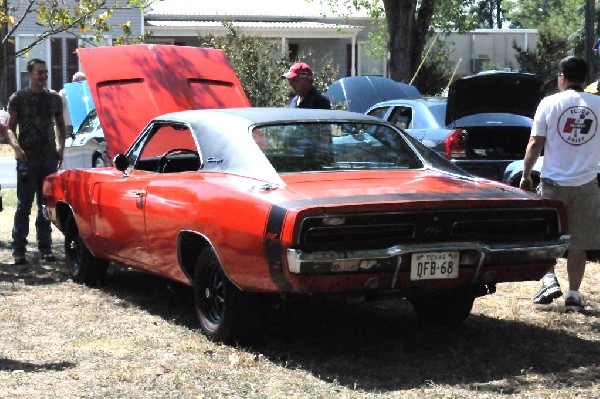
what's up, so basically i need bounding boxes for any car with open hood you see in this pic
[60,81,107,170]
[366,71,546,181]
[327,76,421,113]
[43,46,569,343]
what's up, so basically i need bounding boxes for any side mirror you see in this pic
[113,154,129,173]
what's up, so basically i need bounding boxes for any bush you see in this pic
[198,24,338,107]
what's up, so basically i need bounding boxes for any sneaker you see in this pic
[13,256,26,265]
[533,277,563,304]
[40,253,56,262]
[565,296,585,313]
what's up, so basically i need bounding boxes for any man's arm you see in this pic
[519,135,545,191]
[6,108,26,162]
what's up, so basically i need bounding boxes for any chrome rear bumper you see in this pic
[287,235,569,275]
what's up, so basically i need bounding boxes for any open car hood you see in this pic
[445,71,545,125]
[327,76,421,113]
[63,80,94,132]
[78,44,250,156]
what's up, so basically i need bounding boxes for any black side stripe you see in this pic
[265,204,294,291]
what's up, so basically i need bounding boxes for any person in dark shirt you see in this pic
[282,62,331,109]
[6,58,66,265]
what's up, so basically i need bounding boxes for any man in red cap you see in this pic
[282,62,331,109]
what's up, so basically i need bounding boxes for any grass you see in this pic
[0,144,12,157]
[0,188,599,398]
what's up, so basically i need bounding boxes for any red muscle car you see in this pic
[43,45,569,342]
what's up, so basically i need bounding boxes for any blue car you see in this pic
[366,71,545,181]
[61,81,107,169]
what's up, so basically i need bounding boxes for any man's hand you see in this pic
[13,146,26,162]
[519,175,533,191]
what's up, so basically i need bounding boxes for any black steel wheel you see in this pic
[64,214,108,285]
[194,247,249,342]
[410,292,475,325]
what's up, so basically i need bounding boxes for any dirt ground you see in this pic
[0,193,599,398]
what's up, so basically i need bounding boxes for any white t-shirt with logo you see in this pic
[532,89,600,186]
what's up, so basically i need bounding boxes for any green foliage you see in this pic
[571,4,600,60]
[1,0,152,58]
[513,29,570,78]
[504,0,583,40]
[197,24,338,107]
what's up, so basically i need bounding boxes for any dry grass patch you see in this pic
[0,191,599,398]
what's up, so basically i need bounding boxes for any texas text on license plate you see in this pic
[410,251,459,280]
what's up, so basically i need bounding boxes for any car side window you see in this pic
[133,123,200,173]
[389,106,413,129]
[367,107,389,120]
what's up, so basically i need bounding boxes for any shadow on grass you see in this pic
[0,252,70,287]
[97,266,600,394]
[0,358,76,372]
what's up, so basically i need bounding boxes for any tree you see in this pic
[197,24,338,107]
[513,29,570,78]
[314,1,482,83]
[504,0,583,40]
[0,0,151,103]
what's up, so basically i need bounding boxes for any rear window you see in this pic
[427,103,447,127]
[252,122,423,173]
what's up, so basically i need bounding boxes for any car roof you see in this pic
[367,97,447,109]
[155,107,381,125]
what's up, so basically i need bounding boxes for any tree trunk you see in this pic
[384,0,437,83]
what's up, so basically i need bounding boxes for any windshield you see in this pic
[252,122,423,173]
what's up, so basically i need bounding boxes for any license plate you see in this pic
[410,251,459,280]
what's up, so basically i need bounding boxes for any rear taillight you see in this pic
[444,129,467,158]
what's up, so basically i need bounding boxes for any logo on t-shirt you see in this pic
[557,106,597,145]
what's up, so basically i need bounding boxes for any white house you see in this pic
[5,0,144,94]
[4,0,538,96]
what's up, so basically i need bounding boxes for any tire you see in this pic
[92,153,106,168]
[410,292,475,325]
[64,214,108,285]
[193,247,251,343]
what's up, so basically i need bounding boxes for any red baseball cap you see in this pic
[282,62,313,79]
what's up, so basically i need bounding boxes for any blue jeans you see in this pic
[11,157,58,257]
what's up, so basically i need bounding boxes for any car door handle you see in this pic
[134,191,145,209]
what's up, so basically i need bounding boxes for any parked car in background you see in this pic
[60,81,108,170]
[61,109,107,169]
[43,45,569,343]
[366,71,546,181]
[327,75,420,113]
[503,158,543,191]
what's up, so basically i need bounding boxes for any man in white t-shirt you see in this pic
[521,56,600,313]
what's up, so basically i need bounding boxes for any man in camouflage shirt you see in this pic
[6,58,67,265]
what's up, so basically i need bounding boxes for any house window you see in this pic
[16,36,50,90]
[288,43,299,61]
[17,36,110,92]
[358,42,385,76]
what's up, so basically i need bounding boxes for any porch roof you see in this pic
[145,20,363,39]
